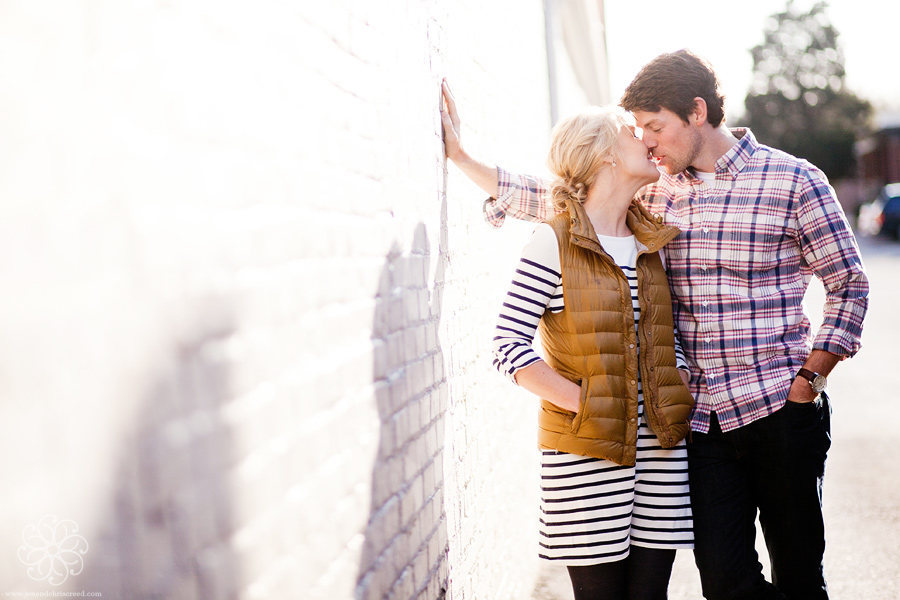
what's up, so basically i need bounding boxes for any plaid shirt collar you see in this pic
[671,127,756,185]
[565,198,679,253]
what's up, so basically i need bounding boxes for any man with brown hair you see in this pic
[441,49,868,600]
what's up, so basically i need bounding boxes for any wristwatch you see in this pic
[796,368,827,393]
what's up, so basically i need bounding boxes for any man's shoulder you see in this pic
[746,140,825,181]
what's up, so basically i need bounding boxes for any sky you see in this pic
[603,0,899,125]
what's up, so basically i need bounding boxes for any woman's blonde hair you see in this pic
[546,106,629,210]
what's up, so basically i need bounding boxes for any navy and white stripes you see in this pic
[539,403,692,565]
[493,226,564,382]
[493,225,687,382]
[493,223,693,565]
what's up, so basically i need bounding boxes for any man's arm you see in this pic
[441,80,499,198]
[787,349,841,404]
[787,171,870,403]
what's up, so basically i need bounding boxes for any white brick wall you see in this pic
[0,2,562,598]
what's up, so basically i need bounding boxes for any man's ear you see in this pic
[691,97,708,126]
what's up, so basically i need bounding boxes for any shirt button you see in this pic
[631,380,637,385]
[629,343,635,349]
[705,337,712,344]
[703,227,710,234]
[630,418,637,423]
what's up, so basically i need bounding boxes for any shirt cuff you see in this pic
[482,167,516,229]
[494,344,543,384]
[812,334,860,359]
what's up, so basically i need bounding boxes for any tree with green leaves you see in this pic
[742,0,872,180]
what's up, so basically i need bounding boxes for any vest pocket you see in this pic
[570,379,589,433]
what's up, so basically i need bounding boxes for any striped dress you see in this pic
[493,223,693,566]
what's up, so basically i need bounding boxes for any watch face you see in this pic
[811,375,827,393]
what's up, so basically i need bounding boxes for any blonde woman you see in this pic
[490,107,694,600]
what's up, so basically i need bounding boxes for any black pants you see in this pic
[567,546,676,600]
[688,394,832,600]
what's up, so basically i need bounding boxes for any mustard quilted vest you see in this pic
[536,198,694,466]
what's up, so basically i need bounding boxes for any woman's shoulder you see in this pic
[530,221,560,249]
[522,222,562,274]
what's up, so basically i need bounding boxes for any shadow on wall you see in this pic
[357,222,449,599]
[78,302,240,598]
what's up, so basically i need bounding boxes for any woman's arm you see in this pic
[674,325,691,388]
[661,250,691,388]
[514,361,581,413]
[492,224,580,413]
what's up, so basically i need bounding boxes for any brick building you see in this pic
[0,1,607,599]
[854,116,900,207]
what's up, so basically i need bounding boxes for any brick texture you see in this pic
[0,2,555,599]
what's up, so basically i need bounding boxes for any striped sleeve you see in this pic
[673,325,689,372]
[493,223,562,382]
[659,250,689,372]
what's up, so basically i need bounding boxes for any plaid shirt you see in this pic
[484,129,869,433]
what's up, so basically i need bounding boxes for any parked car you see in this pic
[878,183,900,239]
[859,183,900,239]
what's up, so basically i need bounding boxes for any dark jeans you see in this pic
[688,394,832,600]
[567,546,676,600]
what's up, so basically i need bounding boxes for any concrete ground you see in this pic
[532,235,900,599]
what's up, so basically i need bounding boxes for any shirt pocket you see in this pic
[716,203,794,273]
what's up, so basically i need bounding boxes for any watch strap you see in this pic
[796,368,817,382]
[796,367,826,392]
